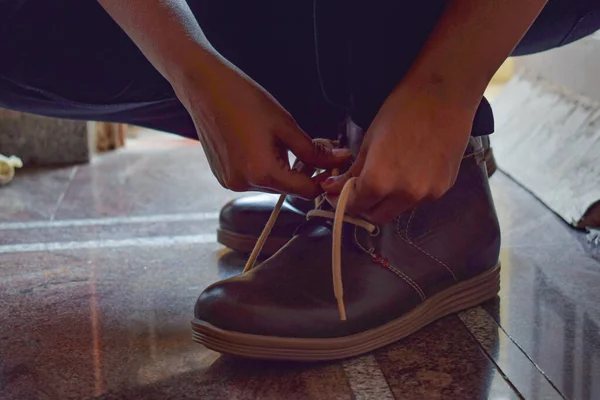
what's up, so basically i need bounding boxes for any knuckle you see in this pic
[247,168,272,187]
[415,180,450,201]
[429,174,455,200]
[408,178,445,201]
[221,177,247,192]
[218,169,250,192]
[227,183,247,192]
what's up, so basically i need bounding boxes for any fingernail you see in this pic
[332,148,352,158]
[322,176,338,187]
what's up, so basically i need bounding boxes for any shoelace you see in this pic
[243,157,377,321]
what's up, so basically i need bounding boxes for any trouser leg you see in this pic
[314,0,600,136]
[0,1,343,139]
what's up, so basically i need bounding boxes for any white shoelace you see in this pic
[243,176,377,321]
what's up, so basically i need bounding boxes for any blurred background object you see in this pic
[490,35,600,229]
[0,154,22,185]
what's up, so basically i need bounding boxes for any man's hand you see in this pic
[176,56,350,198]
[319,0,548,223]
[98,0,545,202]
[321,85,474,224]
[98,0,350,199]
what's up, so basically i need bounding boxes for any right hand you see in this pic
[173,54,351,199]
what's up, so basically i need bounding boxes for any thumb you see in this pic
[280,126,351,169]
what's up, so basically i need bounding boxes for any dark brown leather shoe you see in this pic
[217,194,313,255]
[217,137,497,256]
[194,136,501,361]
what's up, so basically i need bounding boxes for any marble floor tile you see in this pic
[459,306,562,399]
[0,214,217,247]
[52,142,237,220]
[374,316,520,400]
[0,245,354,400]
[341,355,395,400]
[486,173,600,399]
[0,166,77,222]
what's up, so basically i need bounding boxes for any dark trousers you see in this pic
[0,0,599,140]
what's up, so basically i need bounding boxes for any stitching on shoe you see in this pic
[396,215,403,238]
[395,212,409,239]
[384,262,427,301]
[353,226,426,301]
[405,209,415,239]
[400,206,458,282]
[399,235,458,281]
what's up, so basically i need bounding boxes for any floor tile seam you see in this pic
[458,307,567,400]
[0,233,217,254]
[49,165,79,222]
[457,311,526,399]
[0,212,219,231]
[341,354,396,400]
[489,316,567,400]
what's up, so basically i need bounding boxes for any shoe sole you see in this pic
[218,149,497,256]
[191,263,500,361]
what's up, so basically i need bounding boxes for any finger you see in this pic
[343,175,386,217]
[313,170,332,186]
[361,195,415,225]
[252,187,279,195]
[279,126,352,169]
[321,144,367,194]
[255,166,322,200]
[292,159,317,178]
[321,170,354,196]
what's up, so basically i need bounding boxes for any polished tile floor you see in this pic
[1,132,599,399]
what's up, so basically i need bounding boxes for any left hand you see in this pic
[321,84,477,224]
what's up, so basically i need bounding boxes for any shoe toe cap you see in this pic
[194,278,281,336]
[194,273,343,338]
